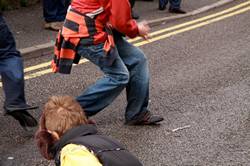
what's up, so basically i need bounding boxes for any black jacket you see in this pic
[52,125,143,166]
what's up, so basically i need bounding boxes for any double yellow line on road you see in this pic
[1,1,250,87]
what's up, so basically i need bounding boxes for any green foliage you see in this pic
[0,0,39,11]
[20,0,29,7]
[0,0,11,10]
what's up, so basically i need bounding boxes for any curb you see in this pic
[20,0,236,59]
[20,42,54,60]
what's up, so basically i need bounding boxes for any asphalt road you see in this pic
[0,1,250,165]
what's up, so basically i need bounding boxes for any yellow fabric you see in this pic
[61,144,102,166]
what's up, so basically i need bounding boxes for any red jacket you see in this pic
[71,0,139,38]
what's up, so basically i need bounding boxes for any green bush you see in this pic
[0,0,14,10]
[0,0,39,11]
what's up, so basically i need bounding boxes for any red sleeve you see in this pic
[110,0,139,38]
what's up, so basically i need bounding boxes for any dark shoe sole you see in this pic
[127,117,164,125]
[125,112,164,125]
[4,105,38,112]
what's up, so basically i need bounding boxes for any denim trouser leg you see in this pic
[169,0,181,9]
[129,0,135,8]
[43,0,69,22]
[0,57,27,112]
[0,16,27,112]
[114,36,149,121]
[159,0,168,8]
[76,44,129,117]
[56,0,70,21]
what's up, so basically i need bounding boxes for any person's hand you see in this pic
[138,20,150,40]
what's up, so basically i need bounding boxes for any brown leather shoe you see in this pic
[125,111,164,125]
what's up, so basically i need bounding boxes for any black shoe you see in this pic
[159,5,166,11]
[6,110,38,131]
[132,10,140,19]
[169,8,186,14]
[125,111,164,125]
[4,104,38,112]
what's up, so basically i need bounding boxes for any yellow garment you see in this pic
[61,144,102,166]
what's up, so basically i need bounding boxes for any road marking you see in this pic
[24,61,51,73]
[134,5,250,47]
[24,58,89,79]
[128,0,250,43]
[0,3,249,87]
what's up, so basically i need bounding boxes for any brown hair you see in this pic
[35,96,88,160]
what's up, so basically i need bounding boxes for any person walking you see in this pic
[0,14,38,130]
[43,0,71,31]
[159,0,186,14]
[52,0,164,125]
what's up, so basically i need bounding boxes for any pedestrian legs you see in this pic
[0,15,38,129]
[0,57,27,111]
[0,16,27,112]
[129,0,140,19]
[159,0,186,14]
[43,0,70,30]
[169,0,181,10]
[43,0,69,22]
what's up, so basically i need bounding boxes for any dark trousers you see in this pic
[0,16,27,112]
[43,0,70,22]
[159,0,182,9]
[129,0,136,8]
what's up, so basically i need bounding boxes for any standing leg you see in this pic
[129,0,139,19]
[169,0,186,14]
[114,35,164,124]
[129,0,135,8]
[43,0,64,30]
[43,0,58,23]
[1,57,26,109]
[0,16,26,109]
[56,0,70,22]
[0,16,37,129]
[159,0,168,10]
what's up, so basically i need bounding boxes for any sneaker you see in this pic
[6,110,38,131]
[125,111,164,125]
[169,8,186,14]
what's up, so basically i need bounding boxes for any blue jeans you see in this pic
[0,16,27,112]
[159,0,182,9]
[76,35,149,121]
[43,0,70,22]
